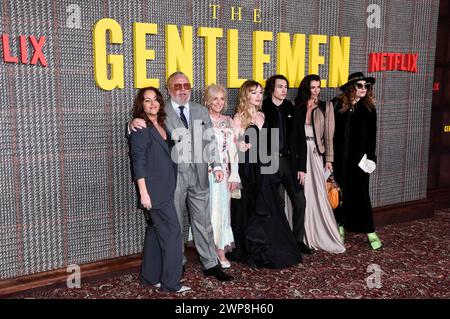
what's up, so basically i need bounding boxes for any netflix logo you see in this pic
[1,34,47,67]
[368,52,417,73]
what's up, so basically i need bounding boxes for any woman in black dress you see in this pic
[332,72,382,250]
[228,80,302,268]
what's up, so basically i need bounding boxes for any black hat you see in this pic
[339,72,375,91]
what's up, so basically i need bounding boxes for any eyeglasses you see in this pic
[173,83,191,91]
[354,82,371,90]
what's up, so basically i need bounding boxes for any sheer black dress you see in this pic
[228,123,302,269]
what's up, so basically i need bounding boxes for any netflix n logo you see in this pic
[368,53,417,73]
[1,34,48,67]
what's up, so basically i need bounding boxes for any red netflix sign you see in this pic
[368,53,417,73]
[1,34,48,67]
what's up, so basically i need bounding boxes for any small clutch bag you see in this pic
[230,188,241,199]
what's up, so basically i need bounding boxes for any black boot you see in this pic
[298,242,314,254]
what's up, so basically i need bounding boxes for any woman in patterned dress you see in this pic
[203,84,241,268]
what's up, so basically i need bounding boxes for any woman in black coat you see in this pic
[332,72,382,250]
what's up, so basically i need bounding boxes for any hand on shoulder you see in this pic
[130,118,147,132]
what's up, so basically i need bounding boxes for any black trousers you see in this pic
[277,157,306,244]
[140,204,183,292]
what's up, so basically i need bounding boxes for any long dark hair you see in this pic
[294,74,321,109]
[132,87,166,126]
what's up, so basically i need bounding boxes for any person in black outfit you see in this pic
[332,72,382,250]
[261,74,313,255]
[228,79,302,269]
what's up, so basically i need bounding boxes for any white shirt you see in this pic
[171,100,190,125]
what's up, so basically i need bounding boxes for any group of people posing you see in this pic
[128,71,382,293]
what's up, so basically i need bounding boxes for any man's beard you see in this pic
[171,94,191,105]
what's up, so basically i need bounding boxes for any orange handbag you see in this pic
[326,175,343,209]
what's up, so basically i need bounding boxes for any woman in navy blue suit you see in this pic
[129,87,190,293]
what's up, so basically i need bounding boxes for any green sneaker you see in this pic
[367,232,382,250]
[338,225,345,243]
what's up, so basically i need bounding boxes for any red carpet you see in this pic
[12,210,450,299]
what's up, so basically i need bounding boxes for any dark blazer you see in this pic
[262,98,307,192]
[332,97,377,166]
[288,102,308,173]
[262,98,295,155]
[332,96,377,194]
[129,125,176,209]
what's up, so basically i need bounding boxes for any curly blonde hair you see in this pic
[235,80,263,129]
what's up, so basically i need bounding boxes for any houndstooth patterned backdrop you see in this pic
[0,0,439,279]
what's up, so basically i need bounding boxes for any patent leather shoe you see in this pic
[203,265,234,281]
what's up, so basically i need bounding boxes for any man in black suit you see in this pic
[261,74,313,255]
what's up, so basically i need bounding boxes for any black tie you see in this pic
[179,105,188,129]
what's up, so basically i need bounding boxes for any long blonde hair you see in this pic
[235,80,263,129]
